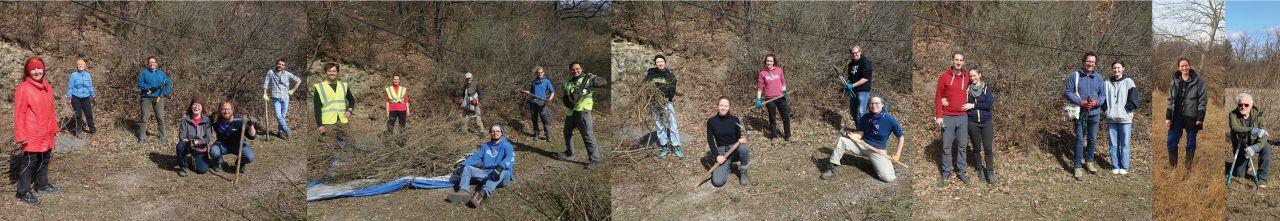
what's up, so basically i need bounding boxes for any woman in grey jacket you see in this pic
[176,97,214,177]
[1104,61,1139,175]
[1166,57,1207,172]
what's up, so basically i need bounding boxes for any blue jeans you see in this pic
[651,102,681,147]
[711,143,751,187]
[176,142,215,174]
[212,142,254,169]
[850,91,869,122]
[457,165,512,197]
[272,98,290,133]
[1074,115,1100,169]
[1107,123,1132,170]
[1166,119,1199,155]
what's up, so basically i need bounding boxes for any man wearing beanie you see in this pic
[14,56,61,205]
[136,56,173,144]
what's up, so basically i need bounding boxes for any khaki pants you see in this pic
[463,108,484,133]
[831,136,896,182]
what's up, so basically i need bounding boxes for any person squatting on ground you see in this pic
[1166,57,1207,173]
[935,53,971,186]
[211,101,257,174]
[845,45,874,124]
[458,72,485,134]
[446,125,516,208]
[136,56,173,144]
[1229,93,1270,188]
[707,97,751,187]
[965,68,996,184]
[385,75,410,134]
[557,62,609,170]
[263,59,301,140]
[645,54,684,159]
[1065,52,1107,180]
[175,97,215,177]
[313,63,356,155]
[1103,60,1140,175]
[822,96,903,183]
[13,56,62,205]
[66,59,98,138]
[527,66,555,142]
[756,54,793,142]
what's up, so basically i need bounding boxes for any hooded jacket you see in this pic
[1103,75,1140,123]
[934,66,969,118]
[461,136,516,171]
[178,113,213,148]
[644,67,677,102]
[967,83,994,123]
[13,77,59,152]
[1166,69,1208,128]
[1229,106,1266,146]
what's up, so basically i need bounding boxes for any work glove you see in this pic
[263,94,270,101]
[755,98,763,108]
[288,89,296,95]
[1252,128,1269,139]
[845,83,854,91]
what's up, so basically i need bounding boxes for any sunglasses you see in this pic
[1240,103,1252,108]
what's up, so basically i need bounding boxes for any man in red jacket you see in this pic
[13,56,61,205]
[935,53,971,186]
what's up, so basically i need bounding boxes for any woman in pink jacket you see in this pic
[13,56,61,205]
[756,54,791,142]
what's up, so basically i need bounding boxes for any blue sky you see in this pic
[1226,1,1280,39]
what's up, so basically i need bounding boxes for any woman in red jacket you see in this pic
[13,56,60,205]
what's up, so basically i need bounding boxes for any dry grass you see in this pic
[1150,90,1227,220]
[1224,88,1280,219]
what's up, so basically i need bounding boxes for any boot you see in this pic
[1185,151,1196,170]
[17,192,39,205]
[466,191,485,208]
[446,190,472,203]
[821,163,838,180]
[1073,168,1084,181]
[35,185,60,194]
[984,169,995,184]
[585,161,598,170]
[1085,162,1099,173]
[738,166,750,186]
[957,173,971,185]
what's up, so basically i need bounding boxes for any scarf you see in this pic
[968,82,986,98]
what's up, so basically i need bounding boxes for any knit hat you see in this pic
[464,72,473,79]
[24,56,44,76]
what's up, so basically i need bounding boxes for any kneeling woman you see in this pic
[707,97,751,187]
[211,101,256,173]
[176,97,215,176]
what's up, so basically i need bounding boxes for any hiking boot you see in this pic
[1085,162,1099,173]
[657,147,670,158]
[447,190,472,203]
[738,167,750,186]
[466,192,485,208]
[673,146,686,159]
[1073,168,1084,181]
[1261,179,1270,189]
[17,192,38,205]
[937,179,947,188]
[957,174,971,185]
[1168,151,1178,168]
[984,170,995,184]
[585,161,598,170]
[177,169,188,177]
[821,164,838,180]
[1185,151,1196,169]
[556,152,574,160]
[281,131,290,140]
[35,185,60,194]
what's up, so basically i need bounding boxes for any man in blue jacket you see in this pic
[1064,52,1107,180]
[447,125,515,208]
[137,56,173,144]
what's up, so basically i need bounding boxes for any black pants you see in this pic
[386,110,407,133]
[530,102,551,137]
[16,151,52,196]
[967,120,995,171]
[70,97,97,134]
[765,96,792,139]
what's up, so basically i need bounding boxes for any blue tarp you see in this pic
[306,175,455,202]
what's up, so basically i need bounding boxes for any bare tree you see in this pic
[1154,0,1225,67]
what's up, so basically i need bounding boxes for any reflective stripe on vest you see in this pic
[565,77,594,114]
[386,86,406,103]
[314,81,349,124]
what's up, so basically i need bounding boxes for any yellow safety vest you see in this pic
[385,86,406,103]
[565,76,593,115]
[314,81,349,124]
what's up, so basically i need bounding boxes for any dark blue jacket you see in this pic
[967,85,994,123]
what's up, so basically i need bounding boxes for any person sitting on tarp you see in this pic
[447,124,515,207]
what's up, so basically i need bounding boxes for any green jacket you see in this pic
[1229,106,1266,146]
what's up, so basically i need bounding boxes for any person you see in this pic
[935,53,970,186]
[66,59,98,138]
[1229,93,1269,188]
[707,97,750,187]
[845,45,873,122]
[211,101,257,174]
[1064,52,1107,180]
[964,69,995,184]
[1166,57,1207,174]
[385,75,410,134]
[556,62,609,169]
[822,96,903,183]
[1103,60,1139,175]
[458,72,484,134]
[313,63,355,154]
[136,56,173,144]
[645,54,684,159]
[756,54,792,142]
[262,59,301,140]
[13,56,61,205]
[175,97,214,176]
[526,66,554,142]
[446,125,516,208]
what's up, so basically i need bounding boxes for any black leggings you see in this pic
[967,120,994,171]
[766,96,791,139]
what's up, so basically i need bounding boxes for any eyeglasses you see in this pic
[1240,104,1252,108]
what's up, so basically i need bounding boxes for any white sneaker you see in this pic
[1111,169,1119,174]
[1119,169,1128,175]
